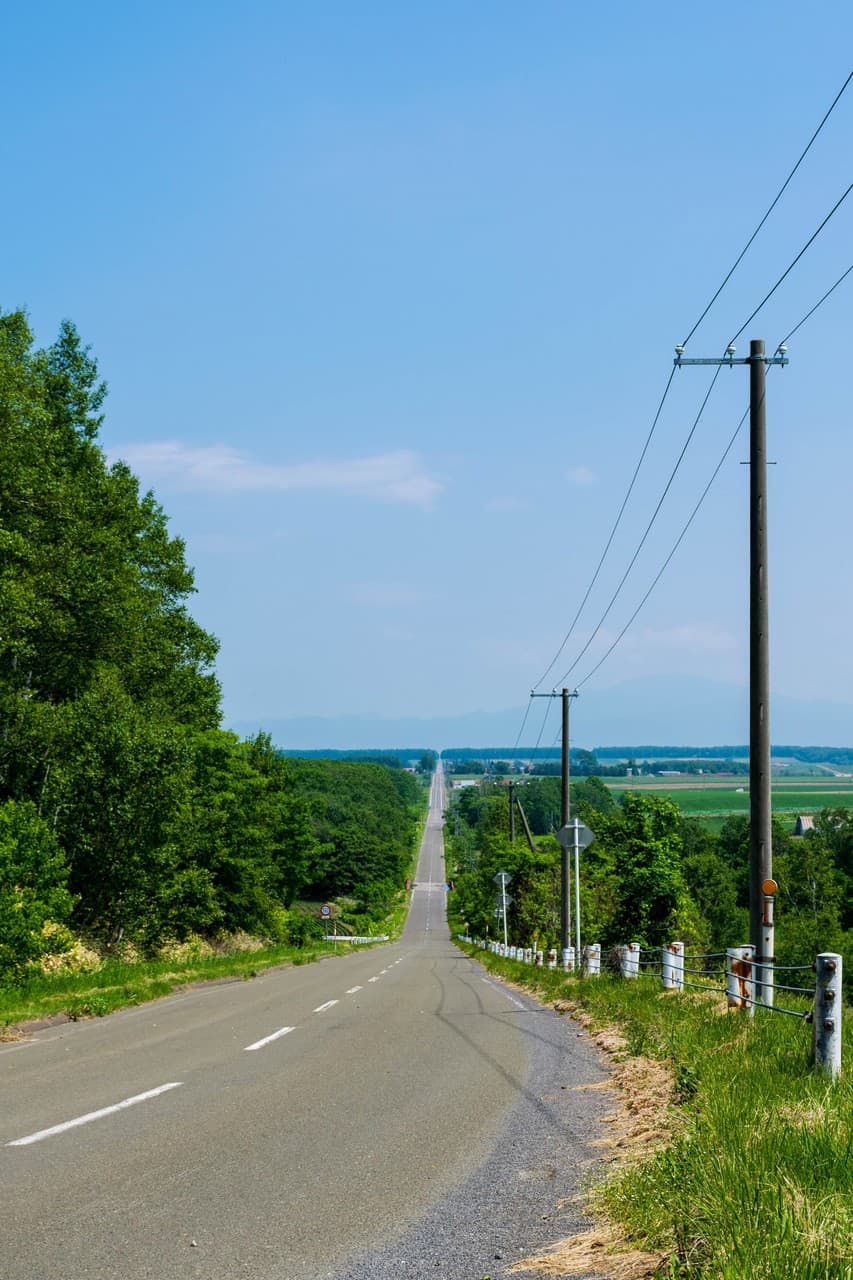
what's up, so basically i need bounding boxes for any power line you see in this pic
[531,366,678,692]
[575,403,750,690]
[681,70,853,349]
[572,257,853,688]
[728,181,853,346]
[779,261,853,346]
[514,76,852,748]
[526,79,852,707]
[553,363,724,687]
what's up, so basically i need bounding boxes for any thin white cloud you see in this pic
[568,465,596,486]
[110,442,443,507]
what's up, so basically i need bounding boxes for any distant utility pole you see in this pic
[674,338,787,1003]
[509,781,516,843]
[530,687,578,957]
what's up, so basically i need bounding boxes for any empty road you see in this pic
[1,765,608,1279]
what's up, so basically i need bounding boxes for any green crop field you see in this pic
[608,776,853,823]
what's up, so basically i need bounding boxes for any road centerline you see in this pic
[7,1082,183,1147]
[313,1000,339,1013]
[244,1026,296,1052]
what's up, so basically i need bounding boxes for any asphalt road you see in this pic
[1,767,608,1280]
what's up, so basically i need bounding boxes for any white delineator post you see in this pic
[662,942,685,991]
[814,953,842,1079]
[620,942,641,978]
[757,878,776,1007]
[726,945,755,1015]
[584,943,601,976]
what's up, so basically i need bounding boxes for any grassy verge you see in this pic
[0,939,345,1033]
[459,943,852,1280]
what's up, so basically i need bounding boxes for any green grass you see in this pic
[0,941,342,1031]
[460,944,852,1280]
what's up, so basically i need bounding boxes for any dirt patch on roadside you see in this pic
[511,1222,664,1279]
[510,996,675,1279]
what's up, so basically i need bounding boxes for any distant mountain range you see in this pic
[228,675,853,751]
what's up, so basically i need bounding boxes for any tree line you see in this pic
[446,776,850,970]
[0,312,421,984]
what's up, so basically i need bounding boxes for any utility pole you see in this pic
[509,781,516,844]
[748,339,773,1005]
[674,338,786,1004]
[530,687,578,960]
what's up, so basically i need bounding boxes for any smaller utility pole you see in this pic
[509,781,516,844]
[530,687,578,961]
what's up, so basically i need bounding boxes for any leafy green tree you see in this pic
[775,832,846,965]
[680,818,747,951]
[592,793,701,947]
[0,800,75,983]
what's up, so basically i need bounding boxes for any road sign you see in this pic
[320,903,332,918]
[557,819,595,850]
[493,870,512,887]
[494,893,514,908]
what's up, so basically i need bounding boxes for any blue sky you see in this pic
[4,4,852,739]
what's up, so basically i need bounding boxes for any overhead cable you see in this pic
[553,364,724,687]
[572,258,852,689]
[531,366,678,692]
[575,403,749,690]
[778,261,853,346]
[681,69,853,349]
[728,180,853,346]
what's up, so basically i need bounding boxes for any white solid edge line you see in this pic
[244,1026,296,1052]
[313,1000,338,1013]
[7,1082,183,1147]
[346,986,363,994]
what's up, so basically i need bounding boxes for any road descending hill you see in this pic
[1,765,609,1280]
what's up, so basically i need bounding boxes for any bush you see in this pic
[0,800,75,984]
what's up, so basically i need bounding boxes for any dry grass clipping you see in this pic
[510,998,675,1279]
[511,1222,664,1279]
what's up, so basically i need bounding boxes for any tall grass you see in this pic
[463,946,852,1279]
[0,940,337,1030]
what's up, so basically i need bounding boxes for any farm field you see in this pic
[608,775,853,823]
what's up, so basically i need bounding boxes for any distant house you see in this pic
[794,815,815,836]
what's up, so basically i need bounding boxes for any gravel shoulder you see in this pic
[332,959,612,1280]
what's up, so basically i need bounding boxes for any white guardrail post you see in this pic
[726,945,755,1014]
[620,942,641,978]
[814,953,842,1079]
[584,943,601,976]
[662,941,685,991]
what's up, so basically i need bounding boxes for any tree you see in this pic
[0,800,75,983]
[592,793,701,947]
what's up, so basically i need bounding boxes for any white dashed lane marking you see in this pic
[313,1000,339,1014]
[7,1082,183,1147]
[244,1026,296,1052]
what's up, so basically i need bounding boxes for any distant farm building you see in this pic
[794,815,815,836]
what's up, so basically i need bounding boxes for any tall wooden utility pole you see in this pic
[530,687,577,958]
[674,338,787,1005]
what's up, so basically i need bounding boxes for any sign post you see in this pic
[557,820,594,963]
[493,871,512,949]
